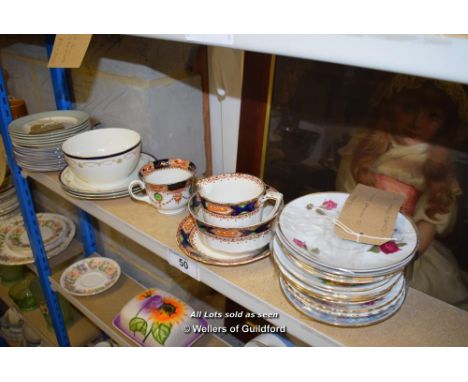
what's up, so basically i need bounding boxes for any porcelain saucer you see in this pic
[60,257,121,296]
[60,152,155,195]
[176,216,271,266]
[279,276,406,327]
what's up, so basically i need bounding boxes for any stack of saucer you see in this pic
[59,153,154,199]
[9,110,91,172]
[273,192,418,327]
[0,177,20,221]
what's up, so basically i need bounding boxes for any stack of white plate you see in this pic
[0,178,20,221]
[0,213,75,266]
[273,192,418,327]
[9,110,91,172]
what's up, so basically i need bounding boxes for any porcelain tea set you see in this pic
[9,113,418,327]
[127,160,284,265]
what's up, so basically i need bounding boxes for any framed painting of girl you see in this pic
[238,54,468,311]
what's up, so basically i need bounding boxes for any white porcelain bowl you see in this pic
[62,128,141,185]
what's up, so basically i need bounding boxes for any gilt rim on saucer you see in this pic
[176,215,271,266]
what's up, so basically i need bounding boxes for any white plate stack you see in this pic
[272,192,418,327]
[8,110,91,172]
[0,178,20,221]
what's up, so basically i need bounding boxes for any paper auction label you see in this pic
[335,184,404,245]
[47,34,92,68]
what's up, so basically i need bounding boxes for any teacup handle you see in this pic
[128,180,152,205]
[259,190,283,221]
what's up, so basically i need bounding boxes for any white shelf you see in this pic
[137,34,468,85]
[27,171,468,346]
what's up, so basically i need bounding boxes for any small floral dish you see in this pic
[113,288,207,347]
[60,257,121,296]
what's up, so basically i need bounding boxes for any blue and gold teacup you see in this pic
[188,194,282,254]
[196,173,283,228]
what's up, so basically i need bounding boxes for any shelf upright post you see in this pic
[0,70,70,347]
[45,35,96,257]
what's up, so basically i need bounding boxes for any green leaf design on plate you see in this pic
[152,322,172,345]
[129,317,148,336]
[398,242,407,248]
[368,245,381,253]
[315,208,325,215]
[306,203,314,210]
[310,248,320,255]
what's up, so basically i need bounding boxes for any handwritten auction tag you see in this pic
[167,248,200,281]
[47,34,92,68]
[335,184,404,245]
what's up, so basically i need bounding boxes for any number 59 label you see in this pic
[167,249,200,281]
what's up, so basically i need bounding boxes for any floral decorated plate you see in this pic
[60,257,121,296]
[273,233,398,285]
[176,216,271,266]
[272,236,402,298]
[113,288,207,347]
[0,213,76,266]
[278,192,418,275]
[280,276,406,327]
[4,213,69,255]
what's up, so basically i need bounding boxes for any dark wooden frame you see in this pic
[236,51,274,177]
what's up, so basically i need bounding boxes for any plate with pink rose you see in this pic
[278,192,418,275]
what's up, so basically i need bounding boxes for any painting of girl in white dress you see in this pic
[336,74,468,309]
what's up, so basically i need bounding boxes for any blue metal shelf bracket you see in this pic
[0,69,70,346]
[46,35,97,257]
[78,209,97,257]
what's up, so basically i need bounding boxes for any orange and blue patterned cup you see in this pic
[196,173,283,228]
[128,158,196,215]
